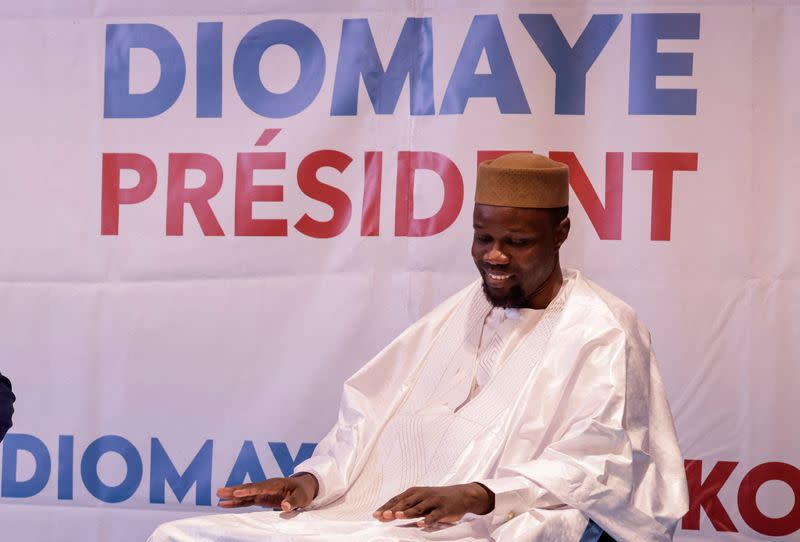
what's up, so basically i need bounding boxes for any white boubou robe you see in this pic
[149,269,688,542]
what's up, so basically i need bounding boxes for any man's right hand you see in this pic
[216,473,319,511]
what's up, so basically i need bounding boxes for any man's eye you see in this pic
[474,234,491,243]
[508,238,532,246]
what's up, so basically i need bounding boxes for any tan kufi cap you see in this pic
[475,153,569,208]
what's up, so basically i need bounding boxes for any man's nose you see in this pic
[483,244,509,265]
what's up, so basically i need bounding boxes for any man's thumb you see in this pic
[280,494,297,512]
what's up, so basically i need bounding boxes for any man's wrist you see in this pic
[468,482,495,515]
[290,472,320,499]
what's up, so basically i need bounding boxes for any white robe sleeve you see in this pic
[477,323,688,541]
[295,286,470,507]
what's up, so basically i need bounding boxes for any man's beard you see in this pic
[481,281,529,308]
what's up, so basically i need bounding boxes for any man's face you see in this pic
[471,204,568,308]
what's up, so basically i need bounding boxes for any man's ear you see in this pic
[554,217,570,249]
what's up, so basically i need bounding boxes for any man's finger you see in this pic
[395,499,435,519]
[280,486,299,512]
[420,509,462,527]
[389,493,426,516]
[253,493,283,508]
[218,496,255,508]
[378,492,428,521]
[233,480,281,498]
[216,484,248,498]
[373,495,403,518]
[419,506,449,527]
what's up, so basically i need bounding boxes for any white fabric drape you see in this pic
[150,270,688,542]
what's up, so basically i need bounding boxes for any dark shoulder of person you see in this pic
[0,372,15,442]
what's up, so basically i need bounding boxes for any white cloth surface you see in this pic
[149,269,688,542]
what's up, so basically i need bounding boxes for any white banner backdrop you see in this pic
[0,1,798,540]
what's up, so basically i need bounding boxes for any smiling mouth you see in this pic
[484,271,513,285]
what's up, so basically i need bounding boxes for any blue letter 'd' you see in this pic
[150,439,213,505]
[629,13,700,115]
[80,435,143,503]
[331,18,434,116]
[104,24,186,118]
[440,15,530,115]
[520,14,622,115]
[234,20,325,118]
[1,434,51,498]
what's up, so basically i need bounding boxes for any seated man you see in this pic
[150,153,688,541]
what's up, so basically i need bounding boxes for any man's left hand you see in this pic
[373,483,495,527]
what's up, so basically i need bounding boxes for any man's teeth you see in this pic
[488,273,509,281]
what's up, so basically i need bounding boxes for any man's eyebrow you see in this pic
[472,224,536,234]
[505,227,535,233]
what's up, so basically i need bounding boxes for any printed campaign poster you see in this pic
[0,1,797,540]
